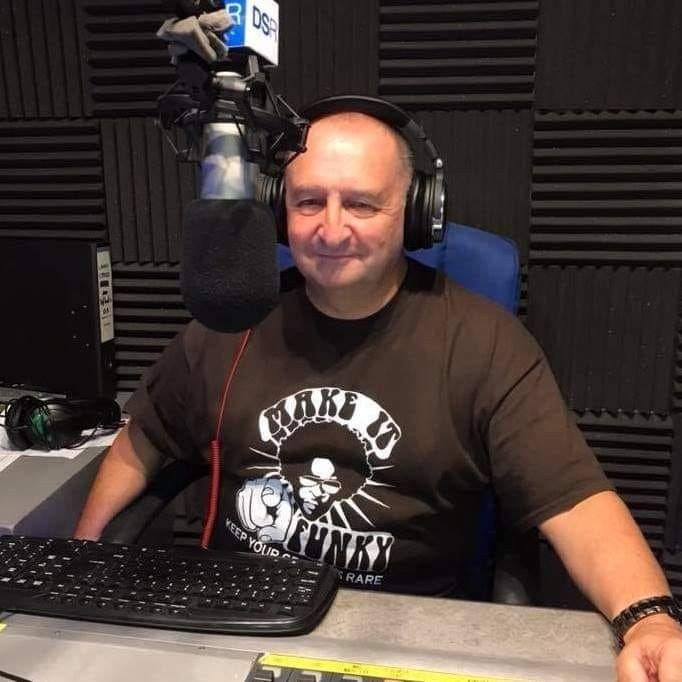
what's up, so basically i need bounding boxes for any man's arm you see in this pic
[73,423,163,541]
[540,490,682,679]
[539,490,670,619]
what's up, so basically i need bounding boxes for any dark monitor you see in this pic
[0,238,116,398]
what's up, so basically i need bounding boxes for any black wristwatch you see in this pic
[611,595,682,647]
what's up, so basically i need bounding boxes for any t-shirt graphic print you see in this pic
[227,386,401,588]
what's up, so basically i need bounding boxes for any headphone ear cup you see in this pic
[256,173,287,245]
[403,171,426,251]
[419,170,437,250]
[41,400,87,449]
[5,396,43,450]
[405,170,443,251]
[41,398,122,449]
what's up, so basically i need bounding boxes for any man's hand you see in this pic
[617,614,682,681]
[236,477,294,543]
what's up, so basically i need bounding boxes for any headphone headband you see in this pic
[299,95,441,170]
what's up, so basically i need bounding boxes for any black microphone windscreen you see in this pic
[181,199,280,333]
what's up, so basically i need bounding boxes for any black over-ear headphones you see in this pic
[257,95,448,252]
[4,396,122,451]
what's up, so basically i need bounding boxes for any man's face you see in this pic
[284,113,408,294]
[297,457,342,516]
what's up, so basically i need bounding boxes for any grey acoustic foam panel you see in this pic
[379,0,538,109]
[527,265,680,416]
[0,119,105,239]
[78,0,175,117]
[271,0,379,109]
[113,262,189,394]
[101,118,196,264]
[531,111,682,264]
[535,0,682,110]
[0,0,85,118]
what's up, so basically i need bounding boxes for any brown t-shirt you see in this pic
[126,258,612,596]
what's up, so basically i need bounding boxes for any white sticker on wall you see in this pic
[97,248,114,343]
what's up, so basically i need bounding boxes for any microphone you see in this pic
[181,198,279,333]
[183,82,279,333]
[160,0,305,332]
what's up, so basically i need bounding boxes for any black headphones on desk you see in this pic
[4,396,122,451]
[257,95,448,251]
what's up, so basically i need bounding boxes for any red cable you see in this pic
[200,328,252,549]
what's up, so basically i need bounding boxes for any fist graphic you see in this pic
[236,477,293,543]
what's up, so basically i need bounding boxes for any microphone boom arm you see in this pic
[158,51,309,177]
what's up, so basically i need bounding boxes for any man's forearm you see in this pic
[74,423,162,541]
[539,490,672,620]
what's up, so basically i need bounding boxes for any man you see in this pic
[76,108,682,680]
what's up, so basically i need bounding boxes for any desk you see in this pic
[0,447,105,537]
[0,590,616,681]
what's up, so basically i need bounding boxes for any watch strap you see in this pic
[611,595,682,647]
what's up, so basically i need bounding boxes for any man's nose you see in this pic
[319,197,350,246]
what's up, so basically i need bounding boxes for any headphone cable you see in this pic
[200,328,253,549]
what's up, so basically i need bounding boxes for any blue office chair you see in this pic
[104,223,533,603]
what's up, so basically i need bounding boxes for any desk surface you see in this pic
[0,446,104,536]
[0,589,616,682]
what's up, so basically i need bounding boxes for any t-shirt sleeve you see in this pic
[478,313,614,533]
[124,323,202,464]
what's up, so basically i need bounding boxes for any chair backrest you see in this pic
[408,222,520,314]
[277,223,523,601]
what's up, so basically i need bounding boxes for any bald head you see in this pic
[287,112,414,197]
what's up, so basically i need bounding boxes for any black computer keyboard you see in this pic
[0,535,339,635]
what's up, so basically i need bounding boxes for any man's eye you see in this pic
[347,201,377,216]
[297,199,323,214]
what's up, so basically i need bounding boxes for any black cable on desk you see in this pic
[0,670,33,682]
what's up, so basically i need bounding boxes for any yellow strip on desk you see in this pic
[0,624,6,633]
[259,654,522,682]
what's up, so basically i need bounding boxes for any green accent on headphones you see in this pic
[28,409,47,440]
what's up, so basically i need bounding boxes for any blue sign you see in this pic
[221,1,246,48]
[219,0,279,64]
